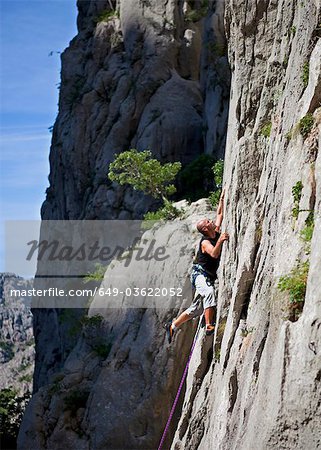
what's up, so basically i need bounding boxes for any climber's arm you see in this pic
[215,188,225,229]
[201,233,229,259]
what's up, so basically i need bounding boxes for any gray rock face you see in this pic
[172,1,321,449]
[42,0,229,221]
[0,274,34,394]
[18,200,213,449]
[33,0,230,393]
[18,0,321,449]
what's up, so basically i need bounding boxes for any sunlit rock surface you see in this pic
[18,0,321,449]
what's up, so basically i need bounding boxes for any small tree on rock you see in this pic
[108,149,181,202]
[0,387,31,449]
[108,149,182,220]
[209,159,224,207]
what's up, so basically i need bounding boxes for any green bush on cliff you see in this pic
[301,212,314,238]
[301,62,309,88]
[109,149,181,201]
[81,314,104,328]
[278,260,309,304]
[209,159,224,207]
[0,388,31,448]
[185,8,207,22]
[291,181,303,219]
[300,212,315,254]
[185,1,209,22]
[279,182,314,321]
[92,342,112,358]
[299,113,314,138]
[18,374,33,383]
[84,263,107,282]
[290,25,296,35]
[260,122,272,138]
[143,199,182,221]
[108,149,182,221]
[95,9,119,23]
[292,181,303,203]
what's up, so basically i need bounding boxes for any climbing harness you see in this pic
[190,264,215,288]
[157,316,203,450]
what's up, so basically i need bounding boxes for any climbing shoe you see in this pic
[165,322,175,344]
[205,324,215,336]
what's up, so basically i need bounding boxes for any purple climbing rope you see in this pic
[157,318,203,450]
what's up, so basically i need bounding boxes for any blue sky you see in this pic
[0,0,78,271]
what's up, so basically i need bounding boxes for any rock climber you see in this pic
[165,189,229,343]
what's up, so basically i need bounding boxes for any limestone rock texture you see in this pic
[42,0,229,221]
[18,200,213,450]
[32,0,230,395]
[18,0,321,449]
[172,1,321,449]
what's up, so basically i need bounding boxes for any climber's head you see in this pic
[196,219,217,237]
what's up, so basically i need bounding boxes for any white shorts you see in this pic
[185,274,216,318]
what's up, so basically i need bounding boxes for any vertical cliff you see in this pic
[18,0,321,449]
[32,0,230,393]
[173,0,321,448]
[42,0,229,221]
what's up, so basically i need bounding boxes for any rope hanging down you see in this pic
[157,317,203,450]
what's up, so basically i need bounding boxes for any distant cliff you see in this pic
[0,273,34,394]
[18,1,321,449]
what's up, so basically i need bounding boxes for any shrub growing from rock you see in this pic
[299,113,314,138]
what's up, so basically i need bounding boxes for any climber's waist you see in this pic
[190,264,216,287]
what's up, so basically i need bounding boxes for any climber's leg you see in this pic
[172,311,192,328]
[194,275,216,334]
[165,290,203,343]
